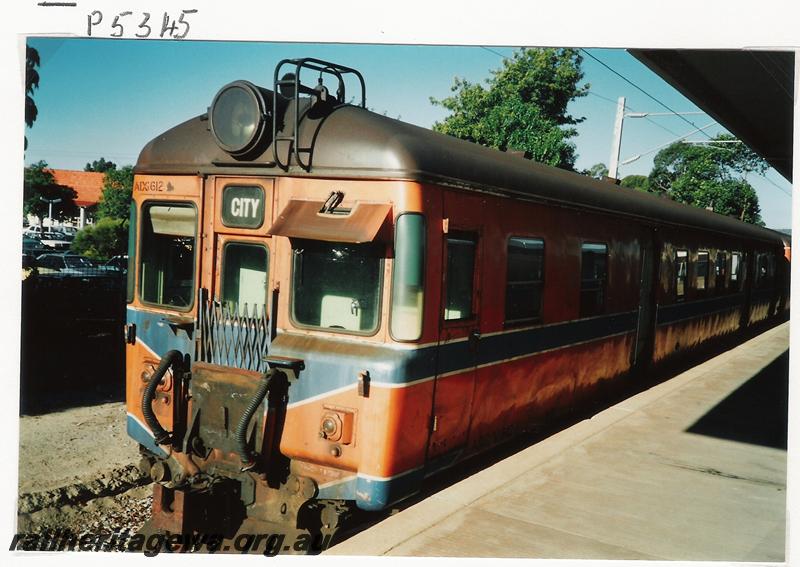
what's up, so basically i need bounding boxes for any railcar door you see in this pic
[632,229,659,370]
[426,192,483,464]
[196,176,275,372]
[739,250,753,329]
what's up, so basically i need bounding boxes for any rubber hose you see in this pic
[141,350,184,445]
[235,369,276,472]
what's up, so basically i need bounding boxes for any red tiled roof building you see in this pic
[49,169,105,208]
[45,169,105,228]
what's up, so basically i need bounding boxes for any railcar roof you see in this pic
[136,103,784,245]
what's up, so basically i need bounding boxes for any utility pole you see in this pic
[609,106,709,181]
[608,96,626,181]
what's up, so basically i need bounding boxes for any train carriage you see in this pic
[125,58,789,536]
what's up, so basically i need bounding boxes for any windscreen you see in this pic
[291,240,383,334]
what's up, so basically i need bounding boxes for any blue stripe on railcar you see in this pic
[655,293,744,326]
[272,310,639,405]
[126,413,168,458]
[127,306,195,358]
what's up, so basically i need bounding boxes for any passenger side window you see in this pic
[696,251,709,290]
[221,242,269,317]
[715,252,727,293]
[444,233,477,321]
[580,242,607,318]
[730,252,742,290]
[756,252,775,289]
[505,237,544,324]
[675,249,688,300]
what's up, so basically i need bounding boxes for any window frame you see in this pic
[442,230,479,324]
[126,202,137,303]
[579,240,608,318]
[137,200,199,313]
[504,235,545,326]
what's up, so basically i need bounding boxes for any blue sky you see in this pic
[24,38,793,228]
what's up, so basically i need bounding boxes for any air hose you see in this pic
[141,350,184,445]
[235,368,278,472]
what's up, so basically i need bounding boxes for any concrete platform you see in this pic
[328,322,789,561]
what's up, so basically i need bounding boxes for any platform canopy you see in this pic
[629,50,794,182]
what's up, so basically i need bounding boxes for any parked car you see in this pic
[58,226,79,237]
[39,231,73,250]
[35,253,99,276]
[102,255,129,273]
[22,235,47,256]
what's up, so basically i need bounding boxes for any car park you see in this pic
[22,225,44,237]
[39,231,73,250]
[22,234,48,256]
[58,226,79,237]
[102,255,128,273]
[35,253,99,276]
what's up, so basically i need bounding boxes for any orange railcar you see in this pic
[125,58,789,535]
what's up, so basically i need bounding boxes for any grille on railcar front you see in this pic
[196,288,269,373]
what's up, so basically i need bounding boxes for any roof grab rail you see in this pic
[272,58,367,172]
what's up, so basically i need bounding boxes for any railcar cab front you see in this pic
[126,174,432,528]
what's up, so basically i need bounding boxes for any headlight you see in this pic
[209,80,271,157]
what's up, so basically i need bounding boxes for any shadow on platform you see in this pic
[686,350,789,450]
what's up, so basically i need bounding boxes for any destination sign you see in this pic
[221,185,265,229]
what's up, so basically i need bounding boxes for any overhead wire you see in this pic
[587,91,683,137]
[620,121,719,165]
[479,45,513,61]
[580,48,714,140]
[755,173,793,198]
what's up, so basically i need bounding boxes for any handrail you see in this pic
[272,58,366,171]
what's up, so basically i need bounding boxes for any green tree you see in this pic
[25,46,40,150]
[620,174,649,191]
[430,48,588,170]
[23,161,78,221]
[70,217,128,261]
[647,134,767,225]
[582,163,608,180]
[97,165,133,220]
[84,157,117,172]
